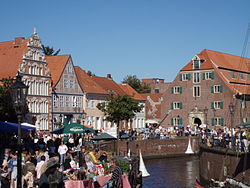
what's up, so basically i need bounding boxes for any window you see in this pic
[211,101,223,109]
[241,101,246,108]
[53,95,58,108]
[59,96,64,107]
[193,72,200,83]
[248,74,250,80]
[171,102,183,109]
[69,79,74,89]
[242,117,248,123]
[91,100,95,108]
[211,118,224,126]
[171,117,183,126]
[203,72,214,80]
[65,96,70,107]
[68,64,73,73]
[238,73,244,80]
[193,86,200,97]
[211,85,223,93]
[172,86,182,94]
[193,59,200,69]
[230,72,236,79]
[155,88,160,93]
[180,73,191,81]
[64,79,69,89]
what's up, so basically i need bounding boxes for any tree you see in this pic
[97,95,143,155]
[42,45,60,56]
[0,78,18,122]
[122,75,150,93]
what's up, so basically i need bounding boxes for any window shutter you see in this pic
[171,118,174,125]
[171,103,173,109]
[171,87,174,94]
[211,118,215,126]
[219,85,223,93]
[179,74,182,81]
[180,102,183,109]
[211,102,214,109]
[179,118,183,125]
[211,72,214,79]
[180,87,182,94]
[202,73,205,80]
[220,118,224,126]
[188,74,191,80]
[211,86,214,93]
[220,102,223,109]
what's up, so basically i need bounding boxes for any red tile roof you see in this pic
[0,38,29,79]
[74,66,108,95]
[181,49,250,95]
[46,55,70,87]
[91,76,127,96]
[118,84,145,101]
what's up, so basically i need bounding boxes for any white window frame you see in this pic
[213,85,221,93]
[182,73,189,81]
[173,86,181,94]
[59,96,64,107]
[241,101,246,109]
[193,86,200,97]
[214,118,223,126]
[173,102,181,109]
[193,72,200,83]
[213,101,222,109]
[173,118,181,126]
[204,72,212,80]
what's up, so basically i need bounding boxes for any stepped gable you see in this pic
[46,55,70,87]
[0,37,29,79]
[119,84,145,101]
[181,49,250,95]
[91,75,127,96]
[74,66,108,95]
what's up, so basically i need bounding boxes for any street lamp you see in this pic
[10,72,28,188]
[204,107,208,125]
[229,103,235,128]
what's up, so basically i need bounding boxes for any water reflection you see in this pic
[143,156,199,188]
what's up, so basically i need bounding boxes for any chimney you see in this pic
[107,74,112,79]
[14,37,25,45]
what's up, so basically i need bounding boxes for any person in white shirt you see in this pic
[58,142,68,164]
[36,155,46,179]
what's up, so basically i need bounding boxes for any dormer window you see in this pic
[192,56,200,70]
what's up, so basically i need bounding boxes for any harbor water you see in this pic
[143,156,199,188]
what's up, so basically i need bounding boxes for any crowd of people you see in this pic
[0,133,125,188]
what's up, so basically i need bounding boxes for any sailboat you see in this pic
[185,137,194,154]
[139,149,150,177]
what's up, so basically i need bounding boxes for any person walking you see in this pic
[58,141,68,164]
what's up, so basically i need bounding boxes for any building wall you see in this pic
[52,58,83,128]
[161,69,245,128]
[142,78,170,94]
[20,33,52,131]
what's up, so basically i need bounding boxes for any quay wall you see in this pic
[102,137,200,158]
[199,144,250,185]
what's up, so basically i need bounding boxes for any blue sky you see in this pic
[0,0,249,82]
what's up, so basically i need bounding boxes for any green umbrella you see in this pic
[51,123,95,134]
[91,133,116,141]
[237,121,250,129]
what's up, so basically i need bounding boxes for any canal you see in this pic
[143,156,199,188]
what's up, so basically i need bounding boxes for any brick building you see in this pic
[141,78,170,94]
[161,49,250,128]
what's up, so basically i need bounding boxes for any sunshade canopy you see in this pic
[91,132,116,141]
[0,121,36,133]
[51,123,95,134]
[237,121,250,129]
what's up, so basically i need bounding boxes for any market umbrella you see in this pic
[51,123,95,134]
[91,133,116,141]
[0,121,36,133]
[40,156,59,175]
[237,121,250,129]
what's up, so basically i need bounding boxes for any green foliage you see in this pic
[42,45,60,56]
[118,160,130,173]
[122,75,150,94]
[97,95,143,123]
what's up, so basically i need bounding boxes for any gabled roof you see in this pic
[181,49,250,95]
[46,55,70,87]
[91,76,127,96]
[0,37,29,79]
[74,66,108,95]
[118,84,145,101]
